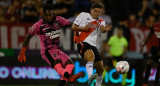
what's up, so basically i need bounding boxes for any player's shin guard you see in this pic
[144,64,151,84]
[96,74,103,86]
[154,66,160,85]
[54,63,66,76]
[86,61,94,78]
[65,64,74,74]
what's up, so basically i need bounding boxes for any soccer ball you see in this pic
[115,61,129,74]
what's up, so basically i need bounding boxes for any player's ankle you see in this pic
[64,72,71,79]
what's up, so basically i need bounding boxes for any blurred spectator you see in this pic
[0,0,11,12]
[99,5,112,24]
[138,0,153,23]
[3,0,21,22]
[62,0,74,18]
[21,0,38,22]
[53,0,69,18]
[0,8,5,23]
[120,14,141,28]
[152,0,160,19]
[106,26,128,86]
[145,15,156,27]
[35,0,43,19]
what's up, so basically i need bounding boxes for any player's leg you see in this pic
[94,60,104,86]
[154,51,160,86]
[143,59,153,86]
[154,63,159,86]
[84,49,95,79]
[43,50,69,86]
[58,50,83,83]
[78,42,95,79]
[92,47,104,86]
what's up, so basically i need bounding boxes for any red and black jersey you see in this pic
[151,22,160,47]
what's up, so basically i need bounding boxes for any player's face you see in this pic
[90,8,102,19]
[43,10,54,23]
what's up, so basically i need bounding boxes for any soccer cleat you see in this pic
[88,73,98,86]
[69,72,83,83]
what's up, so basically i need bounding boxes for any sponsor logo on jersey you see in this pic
[46,30,60,39]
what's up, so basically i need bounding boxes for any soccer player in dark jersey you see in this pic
[140,17,160,86]
[17,3,82,86]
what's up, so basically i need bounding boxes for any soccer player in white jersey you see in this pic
[71,2,112,86]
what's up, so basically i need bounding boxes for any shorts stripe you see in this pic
[80,42,84,54]
[45,50,54,67]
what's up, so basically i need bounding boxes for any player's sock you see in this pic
[95,74,103,86]
[144,64,151,84]
[54,63,66,76]
[58,80,66,86]
[154,66,159,85]
[65,64,74,74]
[86,61,94,78]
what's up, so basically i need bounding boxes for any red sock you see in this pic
[54,63,66,76]
[65,64,74,74]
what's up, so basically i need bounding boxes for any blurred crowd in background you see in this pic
[0,0,160,50]
[0,0,159,24]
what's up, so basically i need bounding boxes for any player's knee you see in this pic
[97,66,104,74]
[51,60,61,68]
[84,55,95,62]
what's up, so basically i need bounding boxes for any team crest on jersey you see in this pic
[53,23,59,28]
[97,20,101,25]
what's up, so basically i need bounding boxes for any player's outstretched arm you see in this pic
[71,24,89,31]
[100,24,112,33]
[18,33,33,63]
[139,32,153,53]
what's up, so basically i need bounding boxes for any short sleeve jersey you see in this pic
[73,12,105,46]
[29,16,70,55]
[108,35,128,57]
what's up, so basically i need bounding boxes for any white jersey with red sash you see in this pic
[73,12,105,46]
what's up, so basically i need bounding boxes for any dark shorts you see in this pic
[150,46,160,64]
[77,42,102,63]
[42,49,71,67]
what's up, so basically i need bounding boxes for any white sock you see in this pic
[96,74,103,86]
[86,61,94,79]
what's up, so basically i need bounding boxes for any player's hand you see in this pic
[82,24,89,31]
[18,54,26,63]
[18,47,27,63]
[105,24,112,31]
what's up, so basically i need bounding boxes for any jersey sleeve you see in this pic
[29,22,40,36]
[57,16,70,27]
[73,12,84,25]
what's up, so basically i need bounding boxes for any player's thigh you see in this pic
[94,60,104,74]
[84,49,95,62]
[58,50,73,66]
